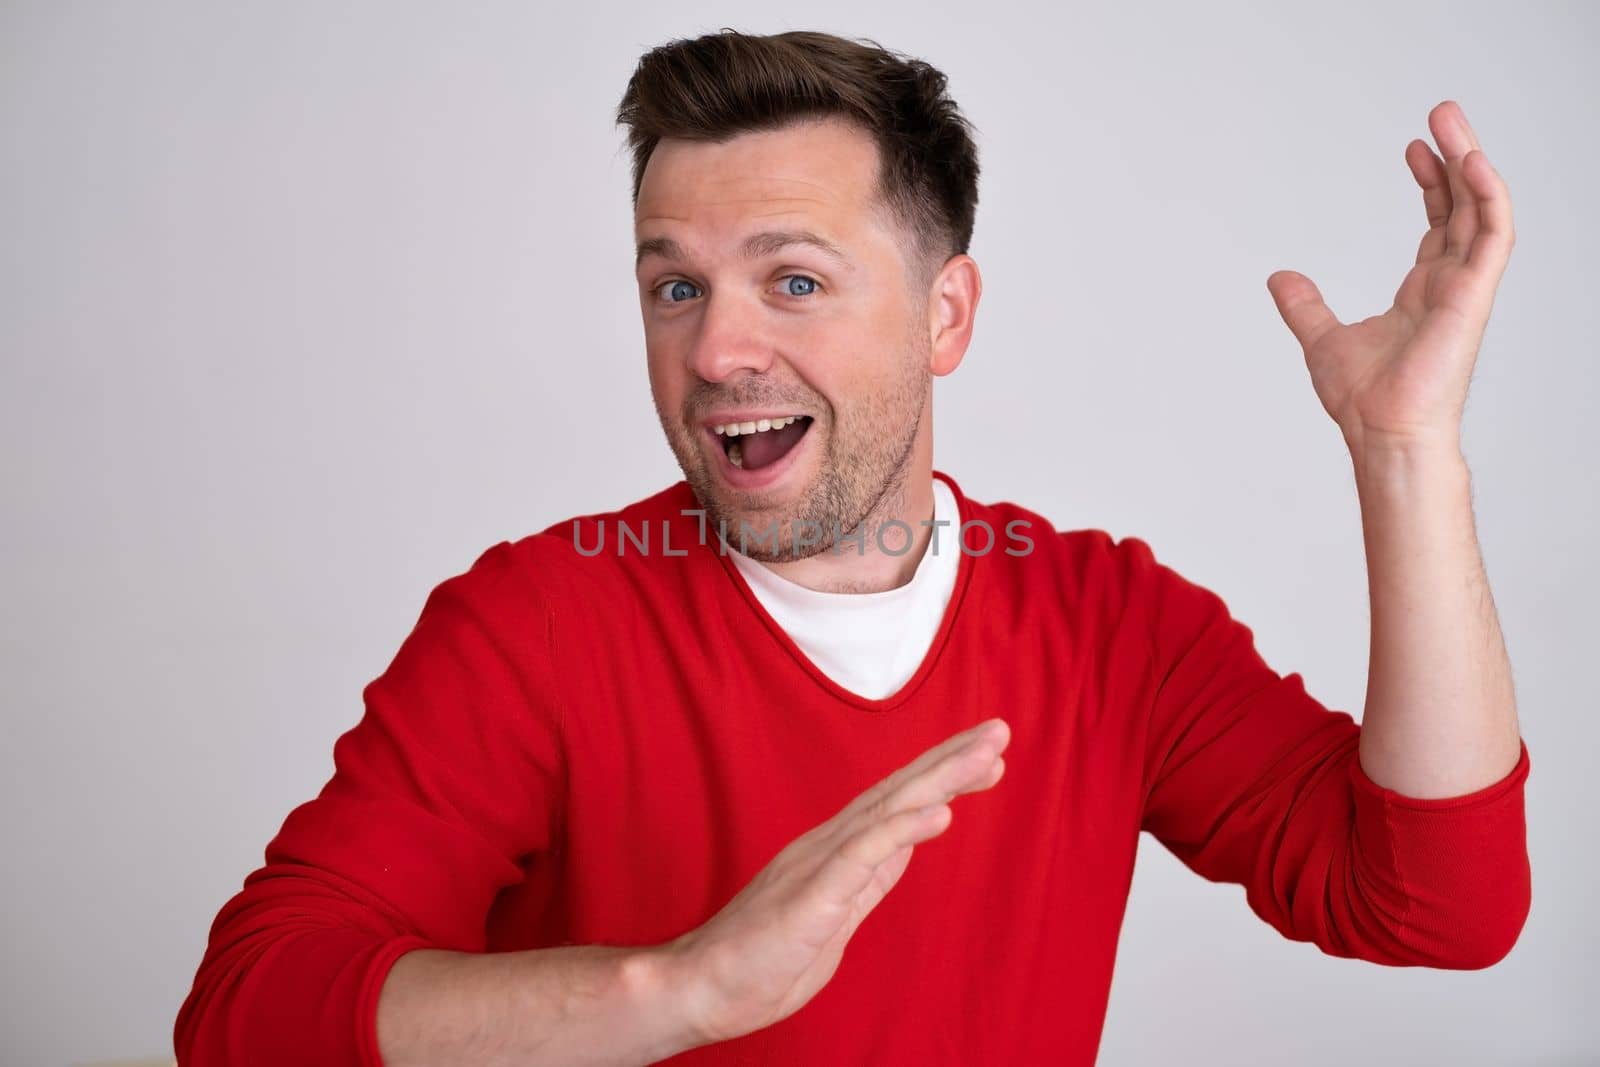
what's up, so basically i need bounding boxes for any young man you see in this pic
[175,29,1531,1066]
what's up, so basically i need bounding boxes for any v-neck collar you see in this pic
[708,470,979,712]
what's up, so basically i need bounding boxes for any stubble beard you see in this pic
[655,340,930,563]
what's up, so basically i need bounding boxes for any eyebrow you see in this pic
[634,229,851,271]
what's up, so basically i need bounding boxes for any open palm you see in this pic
[1266,101,1515,455]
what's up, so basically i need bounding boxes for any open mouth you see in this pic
[713,415,814,471]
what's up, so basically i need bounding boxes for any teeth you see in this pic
[714,416,803,437]
[728,441,744,467]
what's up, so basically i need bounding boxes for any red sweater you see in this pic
[174,471,1532,1065]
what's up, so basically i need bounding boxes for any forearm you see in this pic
[377,943,702,1067]
[1349,435,1522,798]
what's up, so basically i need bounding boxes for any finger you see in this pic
[814,798,957,911]
[840,718,1008,817]
[1462,149,1515,278]
[882,741,1007,823]
[797,748,1007,935]
[793,799,940,934]
[839,753,1005,872]
[829,730,1009,852]
[1452,100,1484,153]
[1428,100,1479,259]
[1265,270,1341,352]
[1405,138,1451,264]
[905,741,1006,806]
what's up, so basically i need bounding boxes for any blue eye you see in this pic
[659,279,700,303]
[652,275,820,305]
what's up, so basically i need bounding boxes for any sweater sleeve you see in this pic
[1125,535,1531,970]
[173,541,566,1066]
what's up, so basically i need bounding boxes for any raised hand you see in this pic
[1265,100,1516,457]
[658,717,1011,1047]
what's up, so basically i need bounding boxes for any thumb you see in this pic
[1266,270,1340,351]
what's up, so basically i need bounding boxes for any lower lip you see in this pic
[706,421,814,492]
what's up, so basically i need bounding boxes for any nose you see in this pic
[684,290,777,384]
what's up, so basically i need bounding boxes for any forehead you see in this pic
[634,118,884,244]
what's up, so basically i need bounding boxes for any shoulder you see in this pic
[947,475,1138,581]
[947,475,1203,621]
[429,480,700,617]
[957,495,1236,682]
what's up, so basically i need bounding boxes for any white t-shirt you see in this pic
[728,477,960,700]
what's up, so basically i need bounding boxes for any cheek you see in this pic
[643,342,683,399]
[828,322,916,393]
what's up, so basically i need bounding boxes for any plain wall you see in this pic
[3,2,1596,1064]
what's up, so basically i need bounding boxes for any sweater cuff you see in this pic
[1346,737,1532,968]
[1349,738,1530,810]
[360,934,437,1067]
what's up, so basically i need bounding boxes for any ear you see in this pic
[927,255,981,377]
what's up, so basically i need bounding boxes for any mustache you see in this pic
[682,380,822,420]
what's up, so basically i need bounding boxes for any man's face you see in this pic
[634,117,933,561]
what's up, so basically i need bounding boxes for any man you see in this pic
[175,28,1530,1066]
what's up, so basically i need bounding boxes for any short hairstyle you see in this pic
[615,28,981,295]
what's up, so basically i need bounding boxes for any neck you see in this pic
[756,470,937,594]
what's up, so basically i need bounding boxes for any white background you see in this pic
[3,2,1595,1064]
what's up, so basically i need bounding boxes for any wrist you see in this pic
[1350,441,1469,500]
[1343,424,1464,483]
[621,939,713,1059]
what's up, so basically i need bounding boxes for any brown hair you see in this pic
[615,28,981,294]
